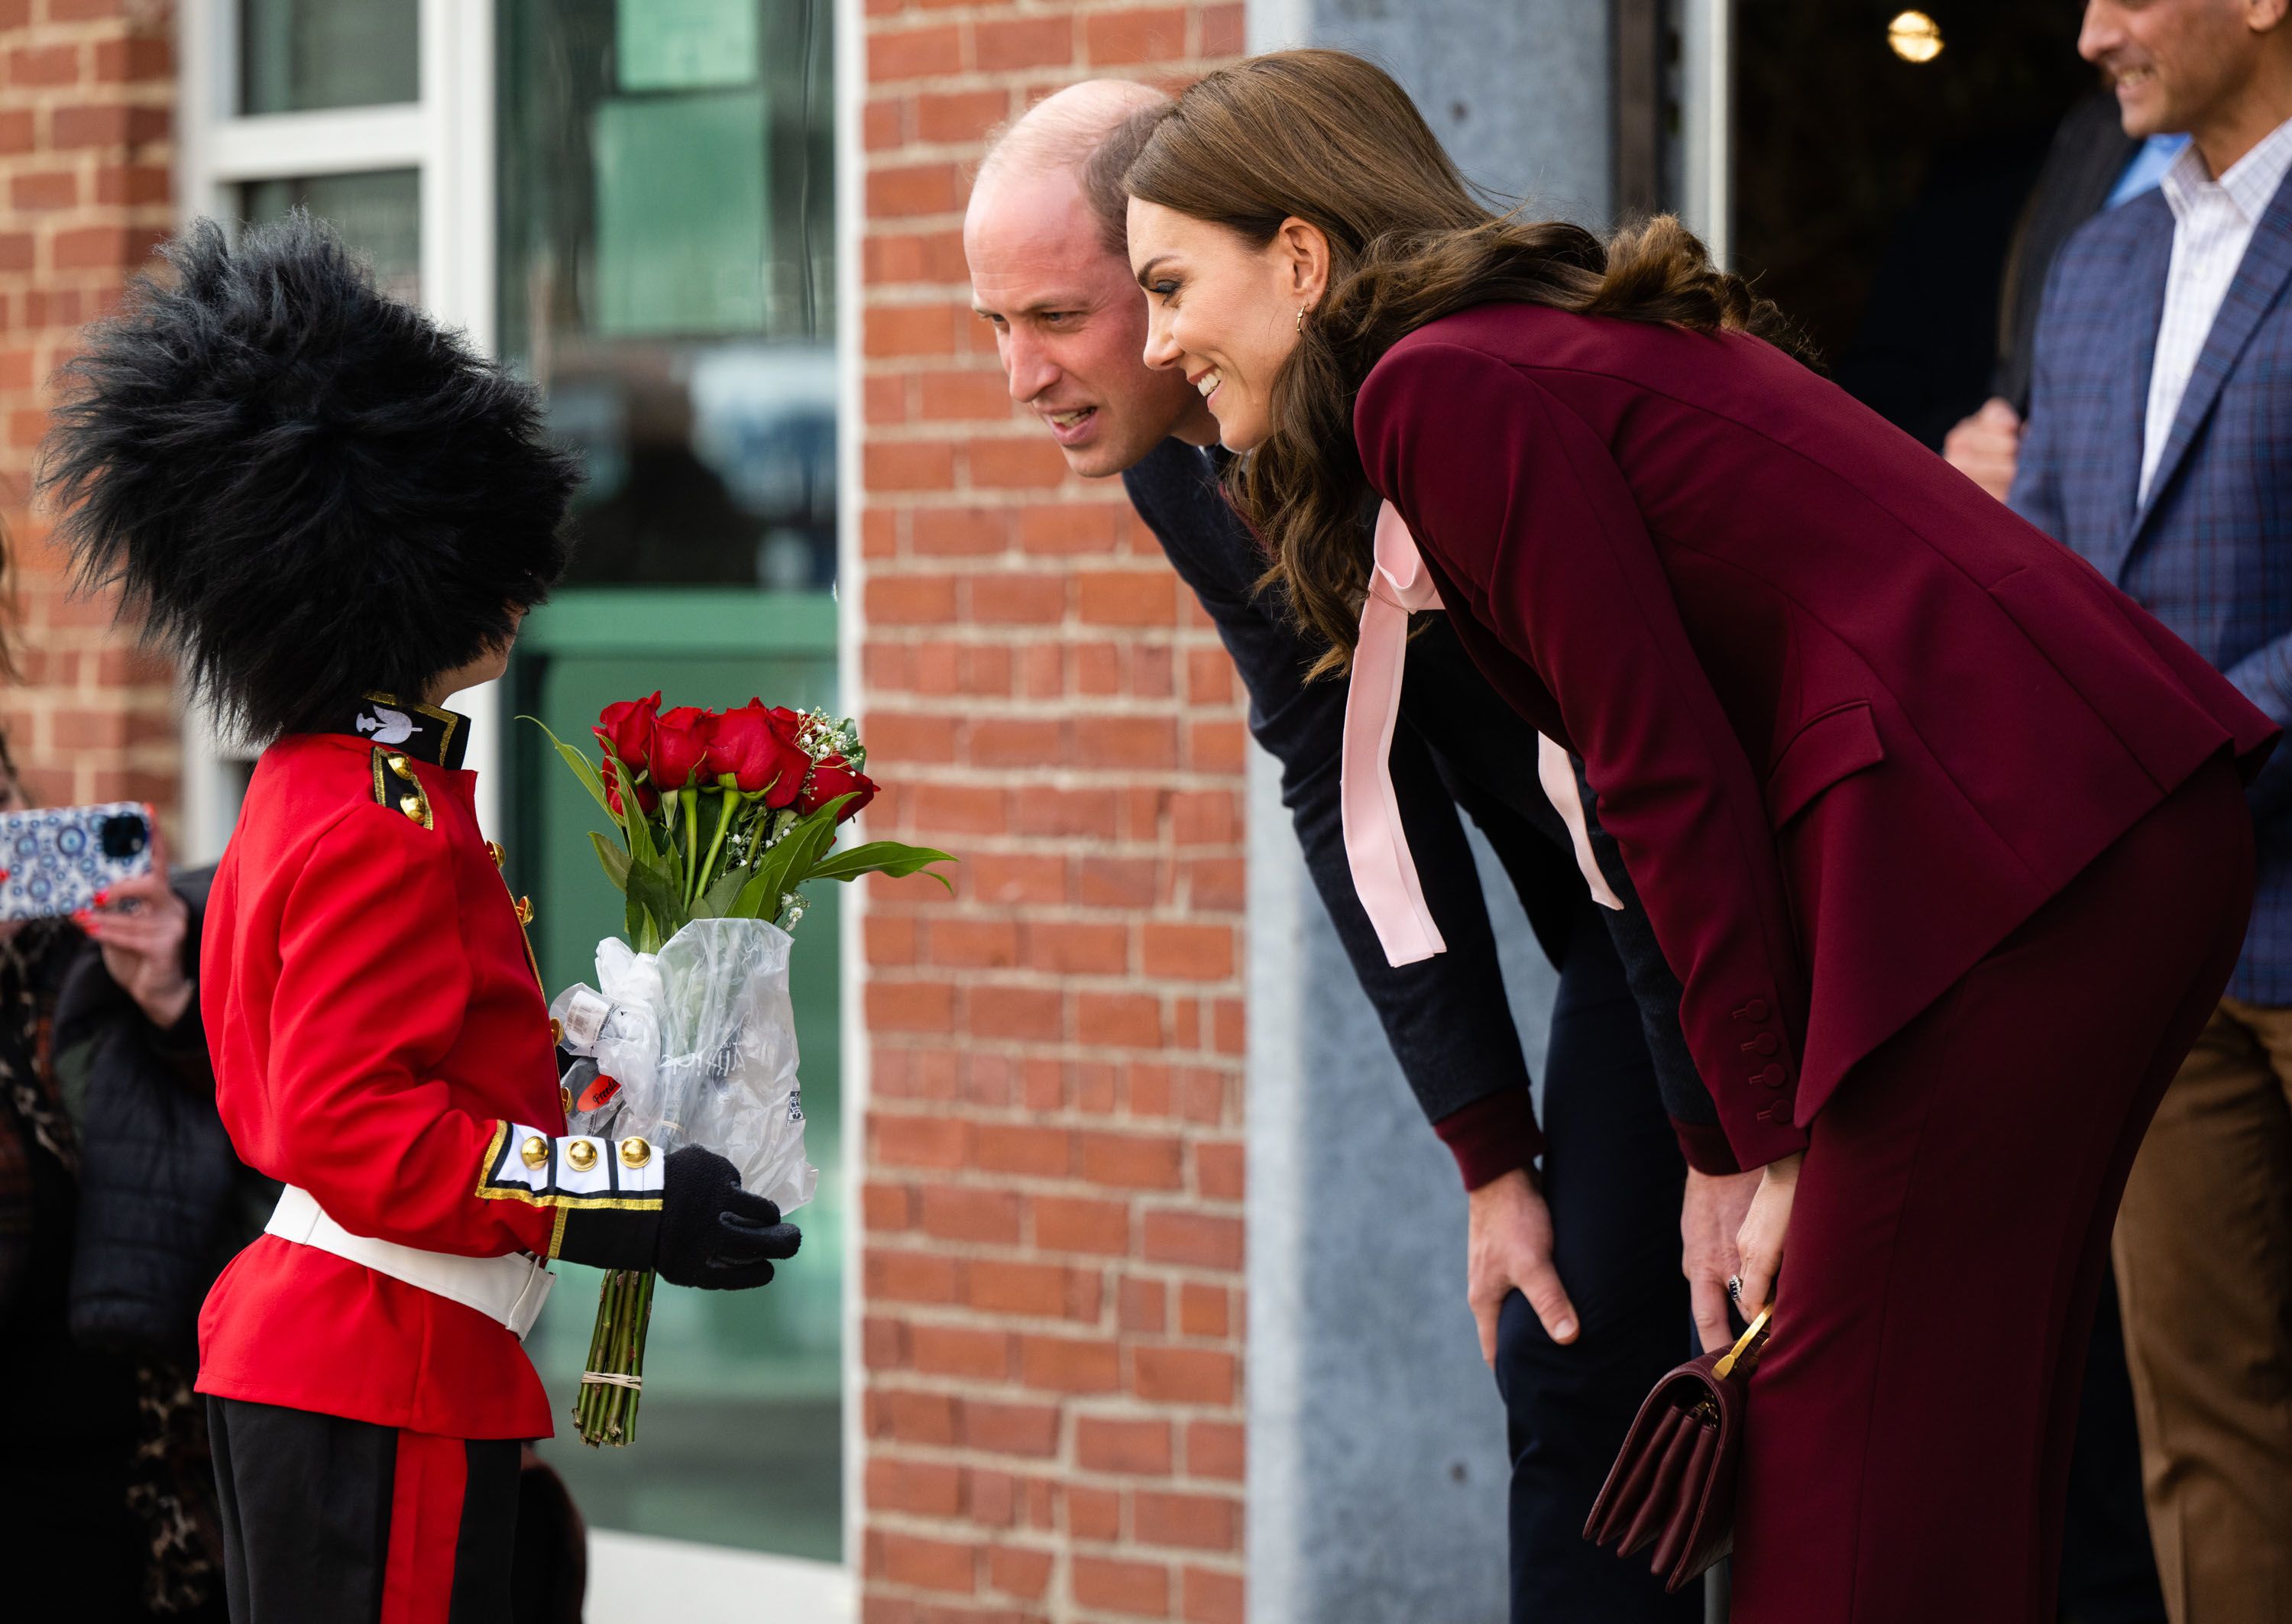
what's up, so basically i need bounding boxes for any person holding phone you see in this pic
[0,738,241,1620]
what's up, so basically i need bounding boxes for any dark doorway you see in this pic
[1728,2,2098,447]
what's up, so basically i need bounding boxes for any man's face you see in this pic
[2081,0,2280,141]
[966,167,1207,477]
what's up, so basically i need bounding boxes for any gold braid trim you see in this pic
[474,1119,510,1200]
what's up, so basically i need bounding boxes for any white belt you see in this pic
[264,1185,555,1341]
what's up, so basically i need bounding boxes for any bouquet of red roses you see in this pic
[529,696,949,1444]
[549,694,936,949]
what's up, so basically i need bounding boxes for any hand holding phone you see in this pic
[74,816,193,1031]
[0,801,154,921]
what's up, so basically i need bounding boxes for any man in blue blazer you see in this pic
[2012,6,2292,1619]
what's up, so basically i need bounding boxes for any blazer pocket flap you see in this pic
[1766,702,1884,827]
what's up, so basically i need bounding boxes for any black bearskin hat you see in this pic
[44,212,581,742]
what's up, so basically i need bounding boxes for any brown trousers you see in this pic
[2113,995,2292,1624]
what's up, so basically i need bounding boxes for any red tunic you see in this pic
[196,728,563,1439]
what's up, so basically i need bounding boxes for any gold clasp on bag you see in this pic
[1713,1306,1773,1380]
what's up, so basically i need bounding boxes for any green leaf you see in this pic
[727,810,831,921]
[588,830,633,891]
[624,858,687,943]
[521,716,620,828]
[807,839,958,891]
[774,808,844,888]
[727,836,801,921]
[699,864,749,918]
[621,765,662,871]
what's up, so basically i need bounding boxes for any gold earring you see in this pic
[1296,305,1306,333]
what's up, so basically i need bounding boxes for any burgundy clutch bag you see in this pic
[1583,1307,1772,1592]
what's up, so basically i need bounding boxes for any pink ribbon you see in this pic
[1538,734,1625,912]
[1341,504,1450,965]
[1340,506,1623,970]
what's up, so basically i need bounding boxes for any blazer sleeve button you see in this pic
[1733,998,1770,1022]
[1750,1063,1788,1089]
[1741,1033,1780,1056]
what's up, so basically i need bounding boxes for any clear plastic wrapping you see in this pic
[550,916,817,1213]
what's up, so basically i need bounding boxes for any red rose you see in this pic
[801,753,876,822]
[601,756,660,817]
[649,706,713,791]
[707,699,814,798]
[594,691,661,773]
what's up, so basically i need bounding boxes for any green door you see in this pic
[507,590,843,1559]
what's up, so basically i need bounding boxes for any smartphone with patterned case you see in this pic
[0,802,154,920]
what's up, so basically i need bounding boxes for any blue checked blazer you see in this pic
[2014,178,2292,1002]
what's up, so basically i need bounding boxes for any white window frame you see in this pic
[1676,0,1734,267]
[174,0,501,862]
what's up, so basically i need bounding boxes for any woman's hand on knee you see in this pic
[1733,1151,1804,1320]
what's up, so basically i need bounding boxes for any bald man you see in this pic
[965,82,1728,1623]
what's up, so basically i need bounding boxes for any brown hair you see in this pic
[1124,50,1810,672]
[1080,102,1167,255]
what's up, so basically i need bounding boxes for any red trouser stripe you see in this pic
[379,1430,468,1624]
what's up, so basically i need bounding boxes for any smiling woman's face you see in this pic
[1127,197,1318,452]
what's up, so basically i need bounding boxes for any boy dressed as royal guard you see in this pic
[46,214,801,1624]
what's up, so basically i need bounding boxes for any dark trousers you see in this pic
[1729,759,2252,1622]
[208,1398,520,1624]
[2061,1274,2167,1624]
[1495,904,1701,1623]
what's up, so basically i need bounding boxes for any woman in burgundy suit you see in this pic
[1121,50,2272,1623]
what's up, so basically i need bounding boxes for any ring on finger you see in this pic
[1726,1275,1743,1304]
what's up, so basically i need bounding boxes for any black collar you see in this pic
[340,693,470,770]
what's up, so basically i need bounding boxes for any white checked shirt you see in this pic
[2141,117,2292,503]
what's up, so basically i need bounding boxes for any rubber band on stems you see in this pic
[572,1268,656,1446]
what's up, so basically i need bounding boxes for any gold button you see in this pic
[567,1140,599,1173]
[387,753,414,781]
[515,896,536,926]
[398,793,425,821]
[520,1134,549,1169]
[620,1137,652,1169]
[558,1085,572,1117]
[486,840,507,869]
[549,1017,563,1045]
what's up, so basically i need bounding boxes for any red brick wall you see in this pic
[855,5,1251,1620]
[0,0,174,814]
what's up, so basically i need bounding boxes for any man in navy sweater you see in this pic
[963,79,1747,1622]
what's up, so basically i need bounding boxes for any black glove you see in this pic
[548,1144,800,1289]
[656,1145,801,1289]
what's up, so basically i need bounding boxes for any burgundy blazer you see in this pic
[1355,305,2277,1169]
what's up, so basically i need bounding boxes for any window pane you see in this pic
[241,0,419,115]
[500,0,836,593]
[499,0,843,1567]
[239,170,421,305]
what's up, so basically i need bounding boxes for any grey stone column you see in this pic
[1239,7,1614,1622]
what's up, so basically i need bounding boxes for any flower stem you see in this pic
[575,1269,656,1447]
[681,790,700,911]
[693,789,742,907]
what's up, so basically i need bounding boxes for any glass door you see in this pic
[509,592,843,1560]
[496,0,843,1565]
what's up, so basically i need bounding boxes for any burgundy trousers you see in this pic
[1727,755,2254,1623]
